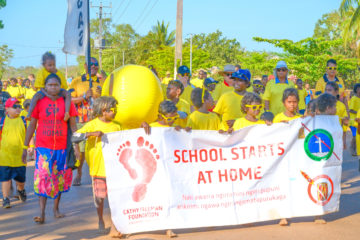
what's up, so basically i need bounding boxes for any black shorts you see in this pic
[0,166,26,183]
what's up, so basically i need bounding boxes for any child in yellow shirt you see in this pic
[252,79,264,96]
[213,69,251,130]
[28,52,71,121]
[274,88,301,123]
[72,96,122,237]
[230,92,264,131]
[349,83,360,155]
[166,80,190,128]
[186,88,220,130]
[296,79,307,115]
[325,81,349,149]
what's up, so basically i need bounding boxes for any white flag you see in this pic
[63,0,88,56]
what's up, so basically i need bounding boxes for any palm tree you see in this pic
[340,1,360,40]
[150,20,175,49]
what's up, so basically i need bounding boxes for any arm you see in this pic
[264,100,270,111]
[71,89,93,104]
[22,118,38,163]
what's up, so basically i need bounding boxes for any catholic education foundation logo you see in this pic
[304,129,334,161]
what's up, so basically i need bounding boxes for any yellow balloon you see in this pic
[102,65,163,129]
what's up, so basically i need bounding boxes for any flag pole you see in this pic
[86,0,92,89]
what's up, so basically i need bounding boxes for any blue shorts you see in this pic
[0,166,26,183]
[350,126,357,137]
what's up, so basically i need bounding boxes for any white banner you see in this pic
[63,0,88,56]
[103,116,343,234]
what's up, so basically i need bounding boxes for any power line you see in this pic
[112,0,125,16]
[0,42,62,49]
[136,0,160,30]
[114,0,131,23]
[133,0,153,27]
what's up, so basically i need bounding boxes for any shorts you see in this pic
[76,123,86,152]
[350,126,357,137]
[299,109,305,115]
[92,177,107,199]
[0,166,26,183]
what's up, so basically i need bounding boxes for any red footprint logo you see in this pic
[117,137,159,202]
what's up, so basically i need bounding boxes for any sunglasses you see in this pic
[225,73,232,77]
[245,104,263,110]
[327,67,337,70]
[253,84,264,88]
[180,73,189,77]
[90,62,99,67]
[276,68,287,72]
[12,104,22,109]
[161,113,179,122]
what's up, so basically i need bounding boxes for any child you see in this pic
[325,81,349,149]
[23,78,37,101]
[177,65,193,107]
[252,79,264,96]
[6,78,23,99]
[273,88,301,124]
[305,99,317,117]
[230,92,264,131]
[349,83,360,156]
[213,69,251,131]
[167,80,190,128]
[27,52,71,121]
[296,79,307,115]
[20,100,34,161]
[0,98,27,208]
[260,111,274,126]
[72,96,122,237]
[186,88,220,130]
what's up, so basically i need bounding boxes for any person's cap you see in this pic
[5,97,20,108]
[275,60,288,69]
[166,71,171,75]
[219,64,235,75]
[178,65,190,75]
[231,69,251,82]
[204,77,219,86]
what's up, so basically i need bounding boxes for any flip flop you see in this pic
[33,216,45,224]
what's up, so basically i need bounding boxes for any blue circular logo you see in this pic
[304,129,334,161]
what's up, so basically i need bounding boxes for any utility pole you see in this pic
[122,50,125,66]
[189,34,193,73]
[91,1,112,70]
[174,0,183,79]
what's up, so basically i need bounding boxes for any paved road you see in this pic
[1,136,359,240]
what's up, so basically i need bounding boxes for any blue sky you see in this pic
[1,0,341,68]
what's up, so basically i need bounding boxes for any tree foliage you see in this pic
[0,45,13,79]
[0,0,6,29]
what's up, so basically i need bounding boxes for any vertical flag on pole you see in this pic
[63,0,89,56]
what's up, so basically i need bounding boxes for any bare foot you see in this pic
[98,220,107,234]
[166,229,177,238]
[73,175,81,186]
[54,210,65,218]
[278,218,288,226]
[64,112,70,121]
[109,230,123,239]
[314,216,326,224]
[33,216,45,224]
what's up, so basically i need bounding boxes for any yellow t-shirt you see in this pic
[20,110,30,126]
[6,85,23,98]
[190,78,205,89]
[160,83,167,100]
[180,85,193,106]
[186,111,220,130]
[263,79,295,115]
[273,112,301,123]
[150,122,171,128]
[298,88,307,110]
[69,74,104,98]
[349,96,360,126]
[76,118,121,177]
[35,68,68,89]
[314,75,346,98]
[356,110,360,155]
[174,98,190,128]
[336,100,348,132]
[162,77,173,85]
[23,87,36,100]
[212,81,233,102]
[213,90,245,130]
[0,116,26,167]
[233,117,264,131]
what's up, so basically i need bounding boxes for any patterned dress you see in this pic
[32,96,77,199]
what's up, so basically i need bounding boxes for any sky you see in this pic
[1,0,341,69]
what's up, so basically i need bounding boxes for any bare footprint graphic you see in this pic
[118,137,159,202]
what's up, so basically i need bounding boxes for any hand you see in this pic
[226,119,235,128]
[87,131,103,138]
[174,125,182,131]
[140,122,151,135]
[22,149,27,164]
[184,127,192,132]
[343,117,349,126]
[96,86,102,96]
[85,89,93,99]
[227,128,234,134]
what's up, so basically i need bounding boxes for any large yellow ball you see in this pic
[102,65,163,129]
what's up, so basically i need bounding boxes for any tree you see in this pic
[0,45,13,79]
[0,0,6,29]
[150,20,175,49]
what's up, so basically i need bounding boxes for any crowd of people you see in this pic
[0,50,359,238]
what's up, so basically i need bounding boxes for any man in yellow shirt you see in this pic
[69,57,104,186]
[167,80,190,128]
[190,69,207,88]
[162,71,173,85]
[213,64,235,102]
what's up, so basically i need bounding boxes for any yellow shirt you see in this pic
[336,100,348,132]
[213,90,245,130]
[186,111,220,130]
[23,87,36,100]
[162,77,173,85]
[212,81,233,102]
[349,96,360,126]
[6,85,23,98]
[315,75,346,98]
[233,117,264,131]
[273,112,301,123]
[263,79,295,115]
[20,110,30,126]
[356,110,360,155]
[77,118,121,177]
[160,83,167,100]
[298,88,307,110]
[150,122,171,128]
[0,116,26,167]
[69,74,104,98]
[190,78,205,88]
[180,85,193,106]
[174,98,190,128]
[35,68,68,89]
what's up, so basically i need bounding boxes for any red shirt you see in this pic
[32,97,77,149]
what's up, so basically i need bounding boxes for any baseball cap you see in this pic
[275,60,288,69]
[5,97,20,108]
[178,65,190,75]
[231,69,251,82]
[204,77,219,87]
